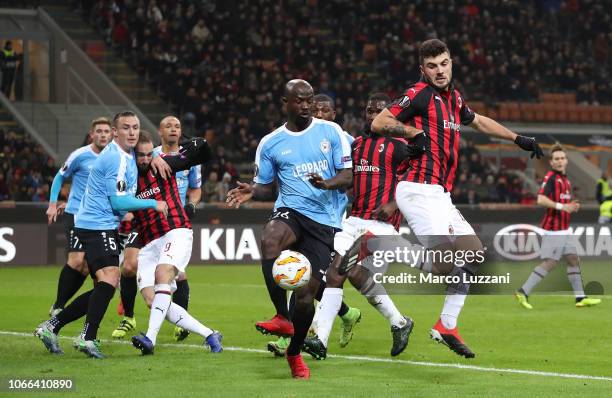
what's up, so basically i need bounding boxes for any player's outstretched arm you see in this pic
[164,137,213,173]
[470,114,544,159]
[109,194,160,212]
[226,181,275,208]
[537,194,579,213]
[371,108,423,139]
[307,168,352,190]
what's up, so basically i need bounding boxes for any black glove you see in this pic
[514,135,544,159]
[184,202,196,220]
[404,132,427,159]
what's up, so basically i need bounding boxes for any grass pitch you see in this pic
[0,265,610,397]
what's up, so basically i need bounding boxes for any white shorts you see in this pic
[137,228,193,291]
[540,229,578,261]
[395,181,475,248]
[334,216,399,257]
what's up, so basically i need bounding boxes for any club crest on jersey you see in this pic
[117,180,127,192]
[457,96,463,109]
[379,143,385,152]
[320,139,330,153]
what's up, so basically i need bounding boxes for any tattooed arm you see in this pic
[371,108,423,139]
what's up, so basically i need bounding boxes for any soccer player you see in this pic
[112,116,201,341]
[515,145,601,309]
[371,39,544,358]
[35,111,171,358]
[303,93,417,360]
[127,131,222,354]
[226,79,353,378]
[266,94,361,357]
[46,118,112,316]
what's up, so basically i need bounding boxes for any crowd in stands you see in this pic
[12,0,609,202]
[0,128,58,202]
[85,0,611,141]
[453,140,533,205]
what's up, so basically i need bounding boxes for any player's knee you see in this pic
[261,236,283,258]
[67,252,86,272]
[122,257,138,277]
[154,264,176,284]
[97,268,120,288]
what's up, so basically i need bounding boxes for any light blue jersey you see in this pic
[254,118,352,229]
[75,141,138,230]
[154,145,201,206]
[334,131,355,224]
[58,145,99,215]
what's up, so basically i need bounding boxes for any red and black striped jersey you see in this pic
[350,134,408,229]
[387,80,475,192]
[132,169,191,245]
[539,170,572,231]
[119,219,133,235]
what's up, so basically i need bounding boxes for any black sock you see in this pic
[338,301,349,317]
[262,258,290,319]
[288,292,296,317]
[120,275,137,318]
[51,289,93,334]
[287,298,315,356]
[53,264,87,309]
[173,279,190,310]
[83,281,115,340]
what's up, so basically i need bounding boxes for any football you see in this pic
[272,250,312,290]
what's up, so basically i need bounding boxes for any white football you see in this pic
[272,250,312,291]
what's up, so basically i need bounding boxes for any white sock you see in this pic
[146,284,172,345]
[166,303,213,338]
[521,265,549,295]
[316,288,343,347]
[440,294,467,330]
[367,294,406,328]
[566,265,585,298]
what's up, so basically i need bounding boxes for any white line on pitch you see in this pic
[3,330,611,382]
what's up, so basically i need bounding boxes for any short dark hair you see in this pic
[113,111,137,127]
[368,92,390,104]
[313,94,334,106]
[419,39,450,64]
[138,129,153,145]
[550,143,565,157]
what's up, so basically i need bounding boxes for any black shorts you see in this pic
[268,207,337,281]
[63,213,84,253]
[74,228,120,277]
[120,231,143,250]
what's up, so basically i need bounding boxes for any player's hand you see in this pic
[226,181,253,208]
[155,201,168,218]
[514,135,544,159]
[121,212,134,222]
[307,173,330,189]
[372,201,399,219]
[151,156,172,179]
[46,202,58,225]
[184,202,196,219]
[563,201,580,213]
[406,132,427,158]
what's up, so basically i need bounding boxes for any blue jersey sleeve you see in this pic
[103,151,130,197]
[254,138,275,184]
[188,165,202,188]
[330,124,353,170]
[59,150,82,178]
